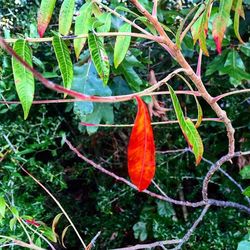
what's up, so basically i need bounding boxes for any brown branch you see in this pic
[111,239,181,250]
[202,151,250,201]
[65,139,250,214]
[172,205,210,250]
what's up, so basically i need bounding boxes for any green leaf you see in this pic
[133,222,148,241]
[52,34,73,92]
[0,197,6,218]
[72,62,113,134]
[9,217,17,231]
[240,165,250,179]
[114,23,131,68]
[212,0,233,53]
[237,240,250,250]
[37,0,56,37]
[156,201,175,218]
[191,0,213,55]
[233,0,244,43]
[205,50,228,76]
[243,186,250,197]
[12,39,35,119]
[59,0,75,35]
[240,43,250,57]
[219,50,250,86]
[74,2,93,59]
[184,118,204,165]
[10,206,19,217]
[97,12,112,33]
[88,33,110,85]
[167,85,204,165]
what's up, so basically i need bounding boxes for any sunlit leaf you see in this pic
[240,165,250,179]
[88,33,110,85]
[191,0,213,55]
[0,197,6,218]
[12,39,34,119]
[128,96,156,191]
[52,34,73,92]
[74,2,93,59]
[37,0,56,37]
[114,23,131,68]
[243,186,250,197]
[167,85,203,165]
[59,0,75,35]
[212,0,233,54]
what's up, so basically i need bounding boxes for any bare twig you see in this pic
[171,205,210,250]
[65,139,250,214]
[202,151,250,201]
[20,167,87,249]
[111,239,181,250]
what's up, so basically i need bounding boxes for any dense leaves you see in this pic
[128,96,156,191]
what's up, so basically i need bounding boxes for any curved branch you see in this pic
[65,139,250,214]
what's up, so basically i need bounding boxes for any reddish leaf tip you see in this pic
[213,36,222,54]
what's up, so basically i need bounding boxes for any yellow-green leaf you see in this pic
[52,213,63,235]
[0,197,6,218]
[74,2,93,59]
[88,33,110,85]
[114,23,131,68]
[37,0,56,37]
[12,39,35,119]
[212,0,233,54]
[167,85,204,165]
[61,225,71,248]
[52,34,73,92]
[59,0,75,35]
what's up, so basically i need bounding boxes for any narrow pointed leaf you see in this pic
[37,0,56,37]
[234,0,244,43]
[74,2,93,59]
[88,33,110,85]
[59,0,75,35]
[167,85,203,165]
[212,0,233,54]
[184,118,204,165]
[191,0,213,56]
[114,23,131,68]
[52,34,73,92]
[52,213,63,235]
[0,197,6,218]
[61,225,71,248]
[12,39,35,119]
[128,96,156,191]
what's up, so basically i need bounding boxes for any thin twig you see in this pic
[65,139,250,214]
[79,118,222,128]
[20,167,87,249]
[111,239,181,250]
[202,151,250,201]
[171,205,210,250]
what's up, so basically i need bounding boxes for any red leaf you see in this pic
[128,96,156,191]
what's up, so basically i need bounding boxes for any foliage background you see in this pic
[0,0,250,249]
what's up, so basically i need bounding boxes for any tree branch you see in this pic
[171,205,210,250]
[65,139,250,214]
